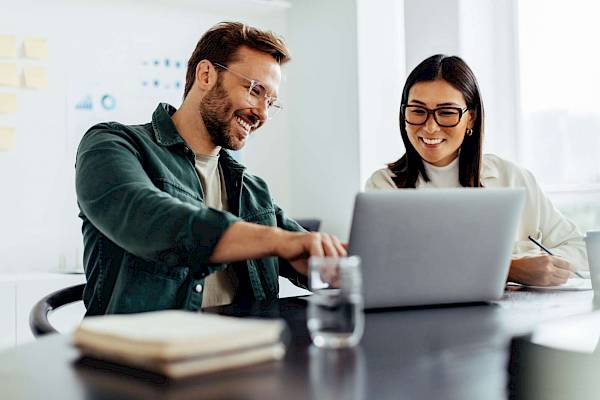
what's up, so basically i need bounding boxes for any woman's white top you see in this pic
[365,154,587,267]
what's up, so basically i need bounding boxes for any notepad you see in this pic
[0,93,17,113]
[23,66,48,89]
[507,278,592,291]
[0,127,16,150]
[73,310,286,378]
[0,35,17,58]
[23,37,48,59]
[0,64,18,86]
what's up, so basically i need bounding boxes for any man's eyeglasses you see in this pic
[213,62,282,119]
[401,105,469,128]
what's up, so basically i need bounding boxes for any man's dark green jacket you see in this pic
[76,103,306,315]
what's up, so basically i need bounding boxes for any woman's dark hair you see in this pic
[388,54,484,188]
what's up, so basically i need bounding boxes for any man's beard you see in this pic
[199,78,240,150]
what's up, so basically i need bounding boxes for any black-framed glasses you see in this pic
[213,62,282,119]
[401,105,469,127]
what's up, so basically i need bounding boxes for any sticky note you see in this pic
[0,127,15,150]
[0,35,17,58]
[0,64,18,87]
[0,93,17,113]
[23,66,48,89]
[23,37,48,59]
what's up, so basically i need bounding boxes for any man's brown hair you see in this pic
[184,21,291,98]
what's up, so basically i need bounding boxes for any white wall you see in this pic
[0,0,291,274]
[403,0,520,161]
[357,0,405,188]
[404,0,460,70]
[458,0,520,161]
[286,0,361,240]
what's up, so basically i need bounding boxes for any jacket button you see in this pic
[195,284,203,293]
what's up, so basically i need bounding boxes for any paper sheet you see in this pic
[0,93,17,113]
[0,35,17,58]
[23,37,48,59]
[0,63,19,86]
[507,278,592,291]
[23,66,48,89]
[0,127,16,150]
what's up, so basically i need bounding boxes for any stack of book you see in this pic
[72,310,286,378]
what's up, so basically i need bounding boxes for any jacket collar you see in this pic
[480,154,499,180]
[151,103,186,147]
[219,149,246,173]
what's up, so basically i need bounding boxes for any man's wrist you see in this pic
[267,226,287,257]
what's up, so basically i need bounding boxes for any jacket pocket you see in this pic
[244,208,277,226]
[106,255,189,314]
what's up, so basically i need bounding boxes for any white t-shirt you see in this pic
[194,153,239,308]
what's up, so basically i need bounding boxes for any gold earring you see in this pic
[466,128,473,136]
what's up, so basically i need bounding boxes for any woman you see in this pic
[365,54,586,287]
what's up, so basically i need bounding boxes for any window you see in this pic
[518,0,600,231]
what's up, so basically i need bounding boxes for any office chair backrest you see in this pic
[30,283,85,337]
[295,218,321,232]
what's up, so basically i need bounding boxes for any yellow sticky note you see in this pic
[0,35,17,58]
[0,127,16,150]
[23,37,48,59]
[0,93,17,113]
[0,63,18,87]
[23,66,48,89]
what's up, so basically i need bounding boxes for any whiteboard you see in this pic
[0,0,288,272]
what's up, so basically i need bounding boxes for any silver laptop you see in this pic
[348,188,525,308]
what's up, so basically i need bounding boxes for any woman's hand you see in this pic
[508,255,576,286]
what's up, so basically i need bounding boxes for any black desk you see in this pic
[0,289,594,400]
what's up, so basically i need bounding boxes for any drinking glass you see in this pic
[307,256,364,348]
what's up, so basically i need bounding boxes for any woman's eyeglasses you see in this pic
[402,105,469,127]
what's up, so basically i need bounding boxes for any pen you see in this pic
[527,235,585,279]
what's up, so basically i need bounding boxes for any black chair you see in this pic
[295,218,321,232]
[30,283,86,337]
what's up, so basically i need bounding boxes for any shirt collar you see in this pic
[151,103,186,147]
[480,155,499,180]
[218,149,246,172]
[417,155,499,182]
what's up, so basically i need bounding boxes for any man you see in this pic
[76,22,345,315]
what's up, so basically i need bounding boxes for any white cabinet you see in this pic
[0,273,86,350]
[0,282,16,349]
[0,273,308,352]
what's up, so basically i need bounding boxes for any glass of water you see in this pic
[307,256,364,349]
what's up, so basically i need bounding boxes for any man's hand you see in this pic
[209,222,346,276]
[273,230,347,275]
[508,255,576,286]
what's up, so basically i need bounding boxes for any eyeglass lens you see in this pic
[246,82,281,118]
[404,106,463,127]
